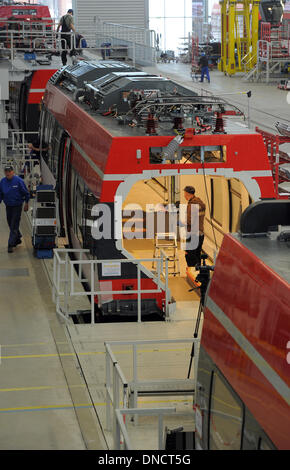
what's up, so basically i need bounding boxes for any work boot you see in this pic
[8,246,13,253]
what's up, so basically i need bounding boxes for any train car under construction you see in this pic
[9,60,138,133]
[195,200,290,450]
[39,60,276,320]
[0,2,56,132]
[0,3,52,30]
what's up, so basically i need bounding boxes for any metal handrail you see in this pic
[115,407,177,450]
[52,248,172,323]
[105,343,129,439]
[105,338,199,429]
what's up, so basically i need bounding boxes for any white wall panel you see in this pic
[72,0,149,31]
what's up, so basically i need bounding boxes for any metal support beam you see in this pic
[219,0,261,75]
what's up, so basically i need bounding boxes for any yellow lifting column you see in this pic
[251,0,260,67]
[218,0,261,75]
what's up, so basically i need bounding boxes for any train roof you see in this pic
[203,200,290,449]
[47,61,250,138]
[61,60,139,88]
[238,200,290,284]
[233,232,290,284]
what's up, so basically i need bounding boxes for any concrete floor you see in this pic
[0,204,105,450]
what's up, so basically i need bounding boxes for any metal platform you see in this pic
[0,198,200,449]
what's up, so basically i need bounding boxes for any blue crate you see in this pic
[24,52,36,61]
[35,249,53,259]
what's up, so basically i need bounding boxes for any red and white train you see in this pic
[1,3,57,131]
[39,60,277,319]
[196,200,290,450]
[0,3,52,30]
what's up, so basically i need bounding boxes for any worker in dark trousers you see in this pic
[0,166,30,253]
[56,9,76,66]
[183,186,206,283]
[199,52,210,83]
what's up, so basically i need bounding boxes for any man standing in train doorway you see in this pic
[183,186,206,285]
[56,9,76,66]
[0,166,30,253]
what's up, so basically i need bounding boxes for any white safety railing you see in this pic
[0,28,86,58]
[95,21,156,66]
[115,407,178,450]
[105,338,199,432]
[52,248,172,323]
[52,248,90,320]
[0,21,156,66]
[1,153,41,194]
[100,22,156,48]
[105,343,129,438]
[10,130,39,158]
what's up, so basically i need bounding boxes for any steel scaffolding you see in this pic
[218,0,260,75]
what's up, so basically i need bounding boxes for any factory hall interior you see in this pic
[0,0,289,454]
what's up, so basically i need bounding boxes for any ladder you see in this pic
[152,232,180,276]
[32,185,57,258]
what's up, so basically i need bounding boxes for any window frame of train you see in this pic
[228,178,242,233]
[210,177,224,227]
[258,437,276,450]
[70,168,99,254]
[149,145,227,164]
[208,370,245,450]
[12,9,38,16]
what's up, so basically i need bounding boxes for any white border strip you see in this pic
[206,296,290,406]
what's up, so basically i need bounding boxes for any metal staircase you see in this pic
[244,22,290,82]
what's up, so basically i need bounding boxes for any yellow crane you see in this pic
[218,0,260,75]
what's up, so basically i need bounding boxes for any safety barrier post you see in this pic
[158,414,164,450]
[137,264,141,323]
[52,250,56,304]
[132,343,138,425]
[132,41,136,67]
[165,256,169,318]
[105,348,112,431]
[64,251,69,316]
[90,262,94,325]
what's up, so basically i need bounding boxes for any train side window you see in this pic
[51,125,63,178]
[259,438,275,450]
[75,177,84,245]
[70,169,76,232]
[211,178,223,226]
[83,191,99,254]
[209,372,243,450]
[229,179,242,232]
[43,112,50,143]
[181,146,227,164]
[40,109,47,144]
[149,145,226,164]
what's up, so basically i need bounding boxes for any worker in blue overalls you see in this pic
[0,165,30,253]
[199,52,210,84]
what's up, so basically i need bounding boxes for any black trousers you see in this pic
[61,34,72,65]
[185,234,204,268]
[6,205,22,247]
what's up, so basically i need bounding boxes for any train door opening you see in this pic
[120,174,252,300]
